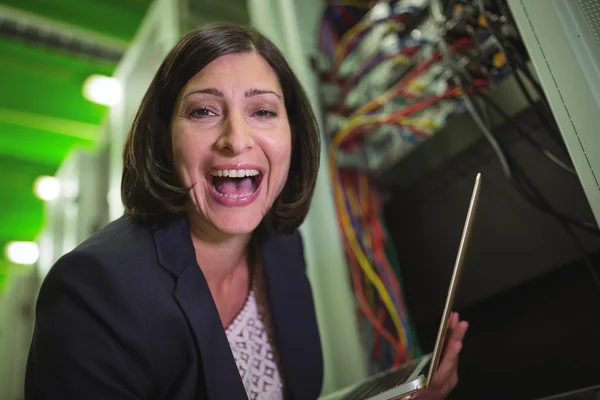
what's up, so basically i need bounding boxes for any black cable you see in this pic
[470,3,600,229]
[463,80,600,288]
[471,5,600,234]
[470,87,599,235]
[432,5,600,295]
[508,155,600,291]
[478,0,568,150]
[502,49,566,146]
[488,9,566,148]
[493,0,515,29]
[460,76,600,236]
[475,90,576,175]
[560,220,600,292]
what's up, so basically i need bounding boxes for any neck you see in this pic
[188,216,252,286]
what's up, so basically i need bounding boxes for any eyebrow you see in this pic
[184,88,282,100]
[245,88,282,100]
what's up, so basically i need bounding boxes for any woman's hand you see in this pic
[412,312,468,399]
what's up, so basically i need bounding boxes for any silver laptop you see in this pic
[324,173,482,400]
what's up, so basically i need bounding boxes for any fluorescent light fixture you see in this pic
[34,175,60,201]
[83,74,122,106]
[5,241,40,265]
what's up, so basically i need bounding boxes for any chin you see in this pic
[208,209,264,236]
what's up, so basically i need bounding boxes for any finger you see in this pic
[433,340,462,385]
[448,312,458,331]
[436,322,468,385]
[450,320,469,343]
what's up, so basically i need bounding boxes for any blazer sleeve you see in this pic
[295,230,308,271]
[25,251,155,400]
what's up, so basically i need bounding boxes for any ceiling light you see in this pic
[34,176,60,201]
[5,241,40,265]
[83,74,122,106]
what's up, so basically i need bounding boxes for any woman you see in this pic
[25,23,467,400]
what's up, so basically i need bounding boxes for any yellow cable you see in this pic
[334,22,371,69]
[330,127,408,351]
[346,177,374,255]
[346,177,362,217]
[391,54,411,67]
[334,170,406,349]
[343,173,376,306]
[337,113,437,140]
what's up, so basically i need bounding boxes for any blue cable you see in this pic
[339,173,413,353]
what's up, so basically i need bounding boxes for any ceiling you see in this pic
[0,0,153,283]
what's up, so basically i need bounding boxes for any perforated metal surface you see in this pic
[579,0,600,44]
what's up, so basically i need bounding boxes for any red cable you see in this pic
[346,247,402,354]
[363,179,410,364]
[339,171,403,358]
[371,306,387,363]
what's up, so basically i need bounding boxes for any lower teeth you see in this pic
[216,192,253,199]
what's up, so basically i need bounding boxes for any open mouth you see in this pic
[209,168,263,200]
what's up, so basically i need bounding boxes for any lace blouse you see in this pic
[225,273,285,400]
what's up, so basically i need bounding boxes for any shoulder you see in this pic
[51,215,157,275]
[74,214,154,265]
[28,217,168,399]
[40,215,165,312]
[41,216,148,298]
[35,217,155,350]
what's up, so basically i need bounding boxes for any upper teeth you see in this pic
[210,169,260,178]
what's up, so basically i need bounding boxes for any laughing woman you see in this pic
[25,23,467,400]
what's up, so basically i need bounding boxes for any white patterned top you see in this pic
[225,278,285,400]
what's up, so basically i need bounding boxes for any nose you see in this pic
[215,111,254,155]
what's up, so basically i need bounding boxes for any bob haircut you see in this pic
[121,23,321,234]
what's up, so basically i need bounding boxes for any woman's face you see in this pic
[171,52,292,237]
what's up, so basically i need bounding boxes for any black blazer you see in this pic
[25,215,323,400]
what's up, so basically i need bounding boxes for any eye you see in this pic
[254,108,277,118]
[189,108,217,119]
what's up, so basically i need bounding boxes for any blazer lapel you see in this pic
[152,218,247,400]
[259,231,324,400]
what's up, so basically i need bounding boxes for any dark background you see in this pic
[382,106,600,399]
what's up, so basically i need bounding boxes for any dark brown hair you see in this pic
[121,23,321,234]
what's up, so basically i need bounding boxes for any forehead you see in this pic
[181,52,282,96]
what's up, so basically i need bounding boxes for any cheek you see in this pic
[268,134,292,196]
[171,131,208,185]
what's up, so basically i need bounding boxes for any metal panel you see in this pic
[507,0,600,226]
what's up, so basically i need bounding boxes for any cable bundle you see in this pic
[318,1,455,372]
[430,0,600,288]
[318,0,600,373]
[316,0,566,372]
